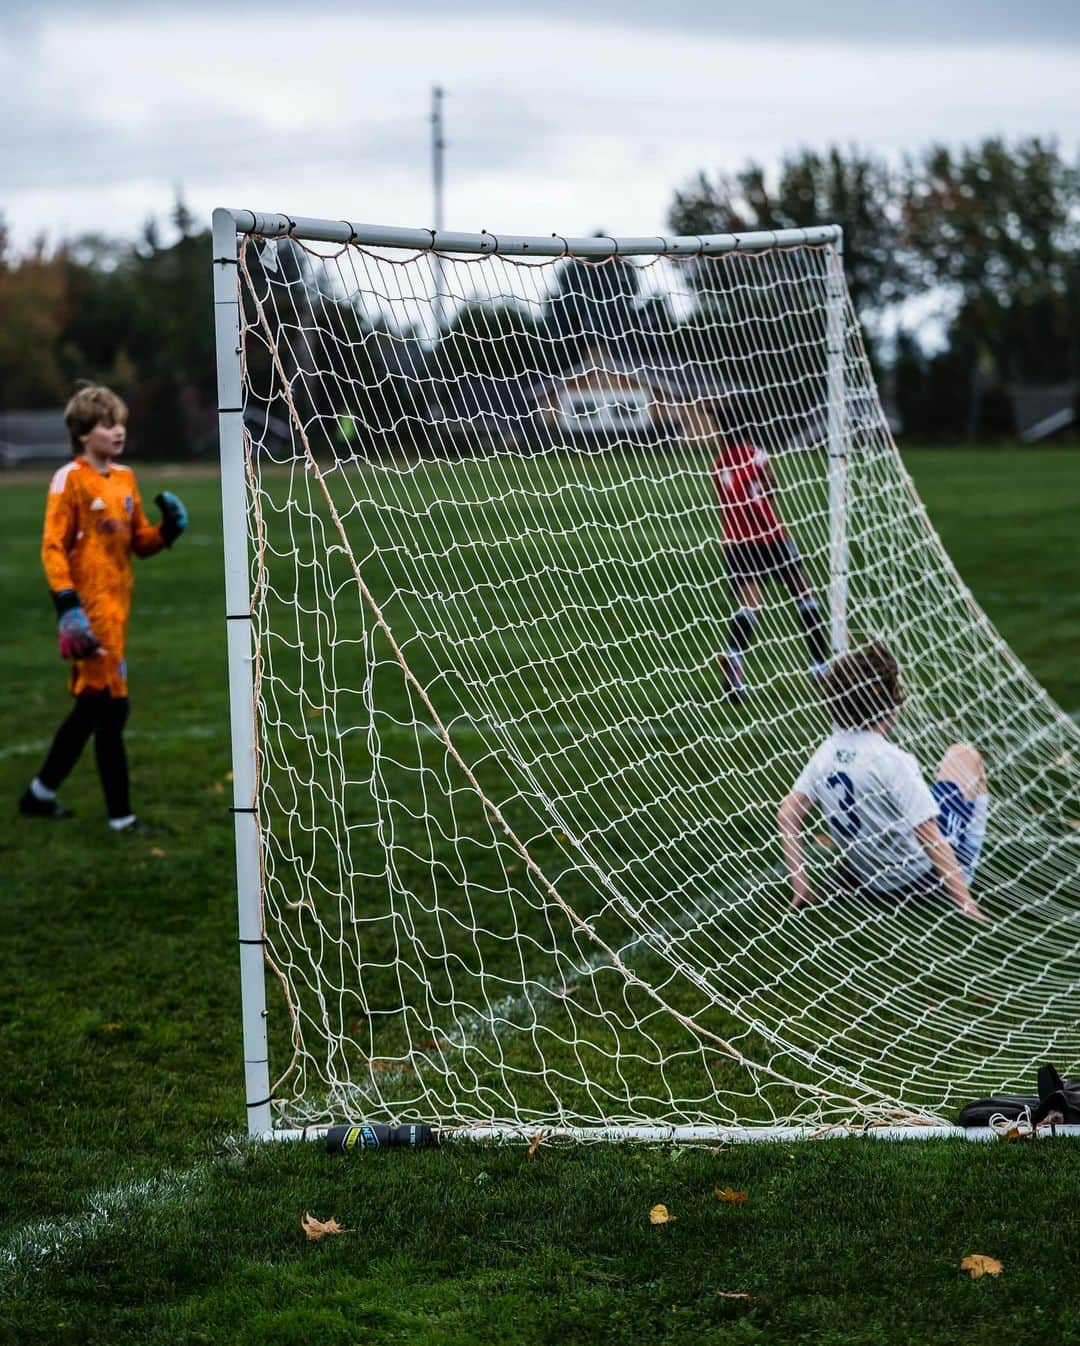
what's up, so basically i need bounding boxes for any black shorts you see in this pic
[723,537,808,594]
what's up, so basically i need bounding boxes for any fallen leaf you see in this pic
[100,1021,124,1033]
[149,847,166,858]
[715,1186,749,1203]
[716,1292,755,1300]
[960,1254,1003,1279]
[346,1018,367,1036]
[417,1036,444,1052]
[366,1058,414,1073]
[649,1203,675,1225]
[996,1126,1025,1143]
[527,1130,546,1160]
[210,781,225,794]
[815,833,835,849]
[1065,820,1080,830]
[301,1212,345,1241]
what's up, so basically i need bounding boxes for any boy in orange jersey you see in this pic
[18,385,188,830]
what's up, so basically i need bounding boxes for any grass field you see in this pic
[1,447,1078,1344]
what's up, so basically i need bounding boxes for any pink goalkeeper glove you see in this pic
[54,590,101,660]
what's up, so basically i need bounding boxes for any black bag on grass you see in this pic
[957,1064,1080,1128]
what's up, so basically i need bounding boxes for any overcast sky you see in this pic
[2,1,1078,251]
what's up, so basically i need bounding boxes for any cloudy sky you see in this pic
[2,1,1078,250]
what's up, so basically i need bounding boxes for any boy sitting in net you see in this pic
[18,384,188,831]
[776,643,989,921]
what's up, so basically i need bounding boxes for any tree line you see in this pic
[1,138,1076,456]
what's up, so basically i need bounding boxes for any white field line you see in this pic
[0,723,219,763]
[0,1166,207,1290]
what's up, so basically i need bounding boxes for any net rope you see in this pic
[231,222,1080,1135]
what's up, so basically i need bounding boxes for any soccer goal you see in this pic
[212,207,1080,1143]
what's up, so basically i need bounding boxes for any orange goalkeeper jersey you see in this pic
[42,457,166,697]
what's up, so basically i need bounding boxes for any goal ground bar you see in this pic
[257,1124,1080,1144]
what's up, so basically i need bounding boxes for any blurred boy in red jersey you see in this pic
[708,404,829,702]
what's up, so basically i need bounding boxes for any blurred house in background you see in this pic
[0,410,68,469]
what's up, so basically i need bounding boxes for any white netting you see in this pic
[230,220,1079,1135]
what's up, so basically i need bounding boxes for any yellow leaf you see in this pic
[366,1057,414,1073]
[960,1254,1003,1279]
[301,1212,345,1240]
[100,1021,124,1033]
[715,1186,749,1203]
[649,1203,675,1225]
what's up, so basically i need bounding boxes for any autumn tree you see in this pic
[669,147,910,321]
[903,137,1079,386]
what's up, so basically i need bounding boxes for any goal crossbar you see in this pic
[221,207,841,258]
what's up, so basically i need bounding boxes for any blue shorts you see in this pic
[931,780,984,881]
[834,781,987,899]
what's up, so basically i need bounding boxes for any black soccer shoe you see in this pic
[716,652,747,705]
[18,788,74,820]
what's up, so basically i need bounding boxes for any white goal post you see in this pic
[212,207,1080,1144]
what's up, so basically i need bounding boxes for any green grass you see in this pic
[1,447,1078,1344]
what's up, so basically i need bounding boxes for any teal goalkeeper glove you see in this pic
[155,491,188,546]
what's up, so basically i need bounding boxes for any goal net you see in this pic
[213,209,1080,1139]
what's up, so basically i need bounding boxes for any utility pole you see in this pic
[431,85,446,337]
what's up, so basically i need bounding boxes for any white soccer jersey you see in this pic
[793,729,938,892]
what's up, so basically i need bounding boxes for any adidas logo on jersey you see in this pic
[90,497,106,511]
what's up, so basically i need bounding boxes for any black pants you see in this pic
[38,692,131,819]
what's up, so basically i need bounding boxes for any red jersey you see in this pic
[711,442,786,543]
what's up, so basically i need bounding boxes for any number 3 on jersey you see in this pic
[824,771,861,840]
